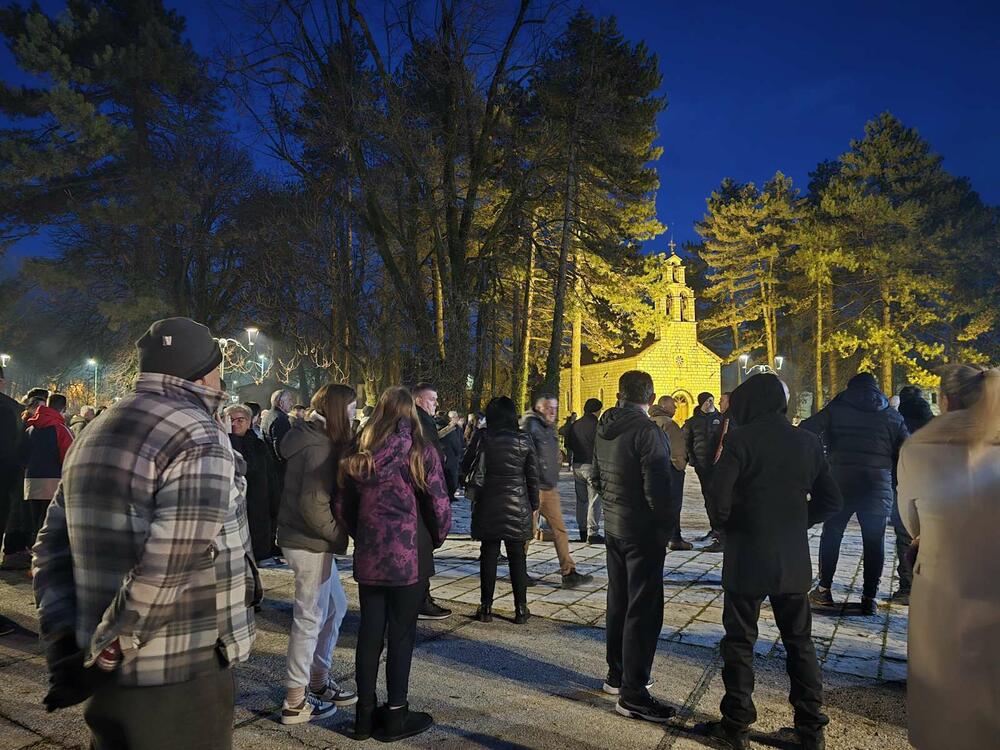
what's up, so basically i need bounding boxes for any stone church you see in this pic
[559,249,722,425]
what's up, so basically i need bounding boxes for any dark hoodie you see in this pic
[800,373,909,513]
[23,405,73,501]
[898,389,934,434]
[592,403,672,541]
[709,374,843,595]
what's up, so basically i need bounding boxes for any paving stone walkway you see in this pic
[266,465,910,684]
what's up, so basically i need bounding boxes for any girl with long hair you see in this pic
[276,384,359,724]
[896,364,1000,750]
[337,387,452,742]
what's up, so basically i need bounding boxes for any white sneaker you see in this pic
[280,694,337,725]
[310,679,359,707]
[602,678,655,696]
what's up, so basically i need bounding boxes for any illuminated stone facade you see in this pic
[559,252,722,425]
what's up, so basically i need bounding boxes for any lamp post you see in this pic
[216,338,231,379]
[258,354,267,380]
[87,358,98,405]
[0,353,9,369]
[774,355,785,371]
[738,354,750,384]
[246,327,259,350]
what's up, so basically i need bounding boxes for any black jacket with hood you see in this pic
[800,373,909,514]
[684,408,723,470]
[592,403,673,541]
[898,393,934,435]
[709,374,843,595]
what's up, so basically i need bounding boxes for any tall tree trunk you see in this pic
[542,146,577,394]
[881,294,893,394]
[825,286,839,395]
[571,268,583,415]
[814,279,824,410]
[432,254,447,363]
[514,229,537,411]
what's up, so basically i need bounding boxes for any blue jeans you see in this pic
[818,507,888,598]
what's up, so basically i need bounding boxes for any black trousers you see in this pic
[479,539,528,607]
[85,665,234,750]
[28,498,50,542]
[890,496,913,593]
[606,534,665,703]
[0,471,30,554]
[818,507,888,598]
[669,466,686,542]
[694,466,722,537]
[720,592,828,735]
[357,581,425,709]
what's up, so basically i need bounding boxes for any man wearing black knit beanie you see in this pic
[684,392,724,552]
[32,317,260,749]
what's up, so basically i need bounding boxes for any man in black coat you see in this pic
[593,370,676,724]
[801,373,908,615]
[437,411,465,501]
[413,382,453,620]
[568,398,603,543]
[703,374,842,750]
[685,392,724,552]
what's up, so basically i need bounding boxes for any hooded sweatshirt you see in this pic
[709,373,843,595]
[336,420,452,587]
[592,403,673,541]
[23,405,73,501]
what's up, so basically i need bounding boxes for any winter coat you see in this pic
[0,391,21,475]
[898,395,934,435]
[336,421,452,587]
[800,379,909,515]
[438,423,465,497]
[708,374,843,596]
[262,408,292,466]
[229,431,278,562]
[567,413,598,465]
[276,416,348,555]
[896,408,1000,750]
[69,415,91,438]
[520,411,560,489]
[683,409,723,470]
[592,403,673,542]
[649,405,687,471]
[23,405,73,501]
[463,428,540,542]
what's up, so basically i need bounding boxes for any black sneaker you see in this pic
[860,596,878,616]
[798,729,826,750]
[525,575,538,588]
[809,586,834,607]
[561,571,594,589]
[702,720,750,749]
[373,704,433,742]
[888,589,910,606]
[702,538,724,553]
[615,696,676,723]
[587,534,606,545]
[602,675,654,696]
[418,599,452,620]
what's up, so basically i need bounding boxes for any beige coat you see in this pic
[896,410,1000,750]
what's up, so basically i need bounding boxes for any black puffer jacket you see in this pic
[520,411,560,489]
[684,408,723,469]
[800,375,909,514]
[463,428,540,541]
[230,432,278,563]
[593,404,673,541]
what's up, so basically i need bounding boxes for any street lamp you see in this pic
[774,355,785,371]
[258,353,267,380]
[87,359,98,405]
[246,327,259,349]
[0,353,10,370]
[738,354,750,384]
[216,338,231,379]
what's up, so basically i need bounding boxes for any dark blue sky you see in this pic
[4,0,999,268]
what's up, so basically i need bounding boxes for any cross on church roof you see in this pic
[668,237,677,255]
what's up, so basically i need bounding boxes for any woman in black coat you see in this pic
[227,404,279,563]
[462,397,539,624]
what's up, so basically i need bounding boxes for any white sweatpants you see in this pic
[284,548,349,689]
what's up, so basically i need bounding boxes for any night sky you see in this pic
[3,0,999,267]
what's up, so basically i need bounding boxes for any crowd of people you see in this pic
[0,315,997,750]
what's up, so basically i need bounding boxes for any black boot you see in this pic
[373,703,433,743]
[354,703,376,741]
[702,720,749,749]
[513,603,530,625]
[475,604,492,623]
[798,729,826,750]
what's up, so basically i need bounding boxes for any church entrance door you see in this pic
[672,390,693,425]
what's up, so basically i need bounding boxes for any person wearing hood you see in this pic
[685,392,725,552]
[522,394,592,589]
[896,364,1000,750]
[801,373,908,614]
[897,385,933,434]
[32,317,260,749]
[593,371,676,724]
[23,392,74,539]
[276,384,359,725]
[649,395,692,550]
[702,374,842,750]
[338,387,452,742]
[437,410,465,500]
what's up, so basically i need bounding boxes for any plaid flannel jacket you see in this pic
[32,374,261,686]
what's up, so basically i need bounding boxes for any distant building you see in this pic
[559,250,722,425]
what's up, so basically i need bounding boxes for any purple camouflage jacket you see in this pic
[337,421,452,587]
